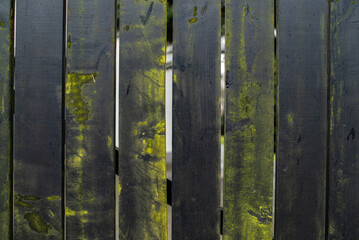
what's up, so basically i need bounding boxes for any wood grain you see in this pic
[0,0,13,238]
[118,0,167,239]
[172,0,221,238]
[14,0,63,238]
[275,0,328,239]
[65,0,116,238]
[223,0,274,238]
[329,1,359,239]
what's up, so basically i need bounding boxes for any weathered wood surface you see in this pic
[14,0,63,238]
[118,0,167,239]
[275,1,328,239]
[172,0,221,239]
[0,0,13,238]
[329,1,359,239]
[65,0,115,239]
[223,0,274,238]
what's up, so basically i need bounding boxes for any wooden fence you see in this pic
[0,0,358,239]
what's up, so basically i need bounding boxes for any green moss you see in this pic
[66,73,97,124]
[188,6,198,23]
[24,212,51,234]
[0,21,4,27]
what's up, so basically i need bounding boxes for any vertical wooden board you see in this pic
[118,0,167,239]
[223,0,274,239]
[329,1,359,239]
[0,0,12,238]
[65,0,115,239]
[172,0,221,239]
[14,0,63,238]
[275,0,328,239]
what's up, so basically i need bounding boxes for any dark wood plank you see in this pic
[118,0,167,239]
[0,0,13,238]
[65,0,115,239]
[14,0,64,238]
[275,1,328,239]
[223,0,274,238]
[172,0,221,238]
[329,1,359,239]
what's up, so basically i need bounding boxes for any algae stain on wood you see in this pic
[188,6,198,23]
[66,72,96,237]
[224,0,274,239]
[24,212,52,234]
[119,0,167,238]
[329,1,359,239]
[66,73,97,124]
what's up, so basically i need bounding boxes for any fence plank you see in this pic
[65,0,115,239]
[0,1,13,238]
[14,0,63,238]
[275,1,328,239]
[118,0,167,239]
[329,1,359,239]
[223,0,274,238]
[172,0,221,238]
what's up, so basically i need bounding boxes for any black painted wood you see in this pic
[275,1,328,239]
[14,0,63,238]
[172,0,221,239]
[0,0,13,238]
[65,0,115,239]
[223,0,274,239]
[329,1,359,239]
[118,0,167,239]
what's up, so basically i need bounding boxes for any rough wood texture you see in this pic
[14,0,63,238]
[275,1,328,239]
[65,0,115,239]
[0,0,13,238]
[172,0,221,238]
[118,0,167,239]
[329,1,359,239]
[223,0,274,238]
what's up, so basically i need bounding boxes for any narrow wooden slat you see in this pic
[223,0,274,238]
[172,0,221,238]
[0,1,13,238]
[14,0,63,238]
[65,0,115,239]
[118,0,167,239]
[275,1,328,239]
[329,1,359,239]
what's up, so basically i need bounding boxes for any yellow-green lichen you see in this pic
[224,1,274,239]
[24,212,52,234]
[288,114,293,125]
[158,0,166,5]
[15,194,41,209]
[47,196,61,201]
[66,73,97,124]
[188,6,198,23]
[239,6,248,75]
[65,207,88,217]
